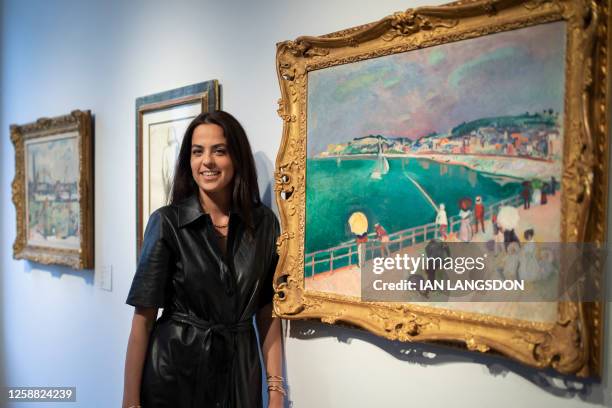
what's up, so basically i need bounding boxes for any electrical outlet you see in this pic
[96,265,113,292]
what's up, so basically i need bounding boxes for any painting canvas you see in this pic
[141,104,201,224]
[274,0,610,377]
[304,22,565,323]
[136,80,219,254]
[25,132,80,249]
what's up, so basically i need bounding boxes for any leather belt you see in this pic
[166,311,253,408]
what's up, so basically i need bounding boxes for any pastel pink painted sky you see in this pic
[307,21,566,156]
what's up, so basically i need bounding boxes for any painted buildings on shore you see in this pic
[319,112,562,161]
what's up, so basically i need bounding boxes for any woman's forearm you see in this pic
[122,307,157,408]
[257,303,284,404]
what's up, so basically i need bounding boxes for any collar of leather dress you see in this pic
[176,193,241,228]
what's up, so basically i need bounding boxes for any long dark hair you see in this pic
[170,110,261,227]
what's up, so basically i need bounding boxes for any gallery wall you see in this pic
[0,0,5,397]
[0,0,611,407]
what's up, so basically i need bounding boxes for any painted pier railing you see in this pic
[304,194,523,277]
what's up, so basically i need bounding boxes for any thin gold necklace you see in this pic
[199,197,229,229]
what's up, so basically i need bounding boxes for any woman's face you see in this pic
[190,123,235,197]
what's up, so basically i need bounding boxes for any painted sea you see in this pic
[305,157,523,273]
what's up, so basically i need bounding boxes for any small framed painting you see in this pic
[11,110,94,269]
[136,80,220,255]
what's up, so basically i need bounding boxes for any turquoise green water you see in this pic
[305,157,523,254]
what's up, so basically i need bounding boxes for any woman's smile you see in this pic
[199,169,221,179]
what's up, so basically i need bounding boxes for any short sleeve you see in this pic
[259,213,280,309]
[126,210,173,308]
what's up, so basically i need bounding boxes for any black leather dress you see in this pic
[126,194,279,408]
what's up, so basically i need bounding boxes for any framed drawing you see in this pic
[274,0,610,376]
[11,110,94,269]
[136,80,220,254]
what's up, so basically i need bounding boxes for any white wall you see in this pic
[0,0,610,407]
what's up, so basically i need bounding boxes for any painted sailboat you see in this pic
[370,137,389,179]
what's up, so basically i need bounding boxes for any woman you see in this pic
[458,198,473,242]
[518,229,540,281]
[503,241,521,280]
[435,203,448,240]
[123,111,284,408]
[374,222,390,257]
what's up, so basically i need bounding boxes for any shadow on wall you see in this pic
[254,151,275,211]
[23,262,95,285]
[287,319,610,406]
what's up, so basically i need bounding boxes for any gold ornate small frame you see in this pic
[274,0,610,377]
[11,110,94,269]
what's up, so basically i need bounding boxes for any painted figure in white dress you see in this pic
[162,128,180,202]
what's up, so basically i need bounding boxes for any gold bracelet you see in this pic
[266,374,284,382]
[127,405,142,408]
[267,384,287,397]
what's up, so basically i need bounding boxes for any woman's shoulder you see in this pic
[153,204,178,216]
[252,203,279,227]
[247,204,279,240]
[148,205,180,227]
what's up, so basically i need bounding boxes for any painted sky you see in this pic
[307,21,566,156]
[27,136,78,183]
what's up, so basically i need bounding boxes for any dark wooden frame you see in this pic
[136,80,220,256]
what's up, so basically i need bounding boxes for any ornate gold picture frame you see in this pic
[11,110,94,269]
[274,0,610,377]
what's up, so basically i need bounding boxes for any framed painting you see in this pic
[136,80,220,255]
[274,0,610,376]
[11,110,94,269]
